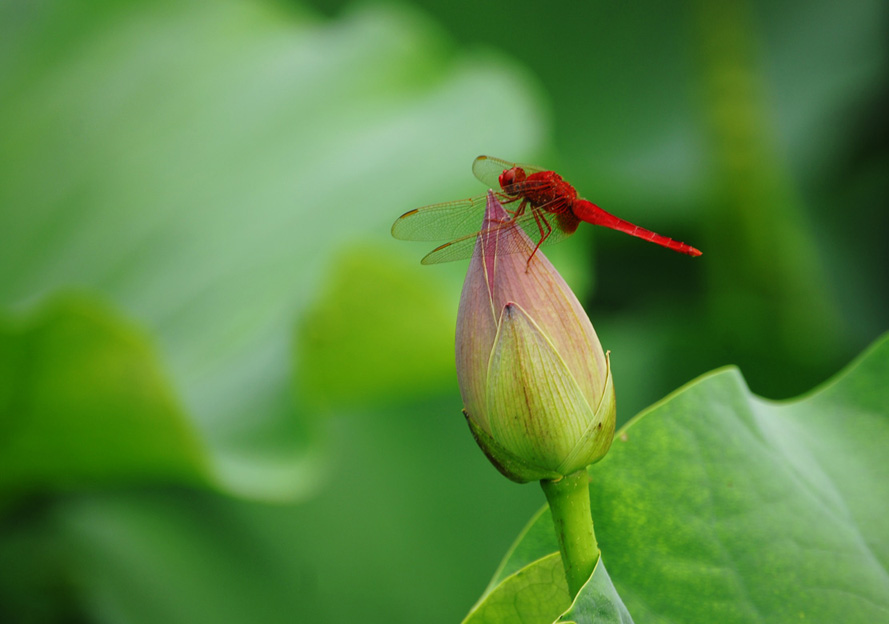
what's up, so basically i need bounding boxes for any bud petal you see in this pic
[464,409,561,483]
[486,303,590,468]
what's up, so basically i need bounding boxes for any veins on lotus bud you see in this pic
[455,192,616,483]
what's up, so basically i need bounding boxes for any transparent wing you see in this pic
[471,155,548,189]
[420,206,577,264]
[393,156,554,243]
[391,193,503,242]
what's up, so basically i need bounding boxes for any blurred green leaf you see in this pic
[485,331,889,623]
[0,504,78,624]
[0,295,212,505]
[0,0,546,500]
[11,393,542,624]
[297,244,455,409]
[52,491,308,624]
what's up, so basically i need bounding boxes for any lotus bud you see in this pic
[456,192,615,483]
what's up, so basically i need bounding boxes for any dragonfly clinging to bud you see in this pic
[392,155,702,265]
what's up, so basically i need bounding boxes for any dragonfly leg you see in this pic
[525,210,553,272]
[501,197,527,221]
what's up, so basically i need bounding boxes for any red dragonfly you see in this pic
[392,155,702,264]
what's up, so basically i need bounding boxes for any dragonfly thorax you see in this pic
[511,171,577,215]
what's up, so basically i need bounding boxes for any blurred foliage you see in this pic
[473,332,889,623]
[297,244,454,409]
[0,296,211,506]
[0,0,544,501]
[0,0,887,622]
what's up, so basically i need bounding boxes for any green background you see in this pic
[1,0,886,622]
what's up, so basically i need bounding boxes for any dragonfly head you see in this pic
[498,166,526,192]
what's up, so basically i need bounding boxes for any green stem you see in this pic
[540,470,599,599]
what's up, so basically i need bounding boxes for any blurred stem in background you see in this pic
[694,0,844,379]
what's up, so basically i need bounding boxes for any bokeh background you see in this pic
[1,0,886,622]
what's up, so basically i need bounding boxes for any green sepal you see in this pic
[556,352,616,475]
[464,410,562,484]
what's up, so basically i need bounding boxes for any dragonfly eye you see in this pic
[499,166,526,191]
